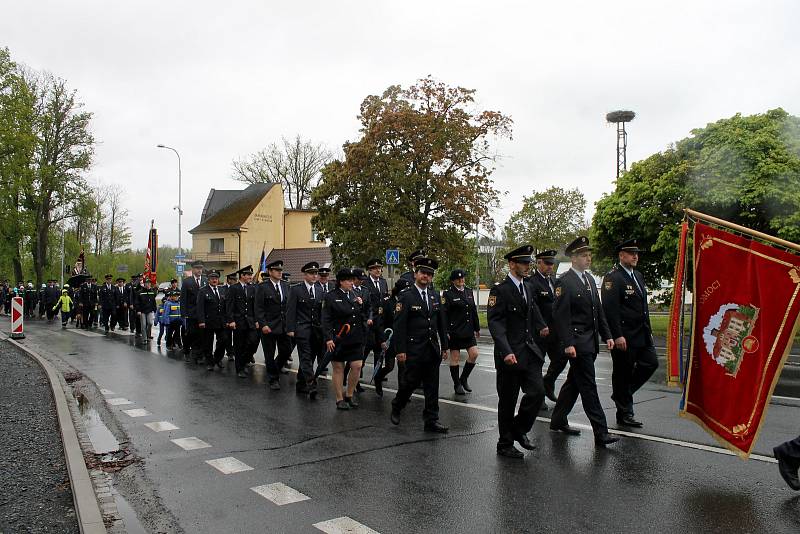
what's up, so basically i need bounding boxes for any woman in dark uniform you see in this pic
[442,269,481,395]
[321,268,366,410]
[373,278,412,397]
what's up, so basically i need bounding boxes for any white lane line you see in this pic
[251,483,310,505]
[314,517,380,534]
[106,397,133,406]
[206,457,253,474]
[144,421,179,432]
[122,408,151,417]
[171,437,211,451]
[771,394,800,401]
[69,329,105,337]
[99,388,115,395]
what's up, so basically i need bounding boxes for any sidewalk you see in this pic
[0,341,80,533]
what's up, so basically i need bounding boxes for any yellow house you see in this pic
[188,183,329,277]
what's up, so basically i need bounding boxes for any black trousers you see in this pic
[183,318,201,358]
[166,322,181,347]
[233,327,259,373]
[541,340,568,391]
[261,332,293,381]
[129,308,140,334]
[100,306,114,330]
[776,435,800,463]
[496,350,545,448]
[295,329,323,385]
[611,344,659,417]
[113,305,128,329]
[391,350,440,424]
[202,327,229,365]
[551,351,608,435]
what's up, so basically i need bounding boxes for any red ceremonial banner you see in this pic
[680,222,800,457]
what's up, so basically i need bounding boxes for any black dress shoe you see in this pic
[515,434,536,450]
[308,387,318,400]
[424,422,449,434]
[544,382,558,403]
[595,433,620,447]
[459,376,472,393]
[454,382,466,395]
[550,424,581,436]
[390,410,401,425]
[616,415,643,428]
[497,445,524,459]
[346,396,359,408]
[774,446,800,490]
[374,381,383,397]
[336,400,350,410]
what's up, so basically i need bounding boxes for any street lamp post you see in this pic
[156,144,183,256]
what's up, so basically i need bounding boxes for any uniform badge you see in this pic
[555,287,562,298]
[395,302,402,313]
[378,306,383,315]
[604,280,613,291]
[488,295,496,307]
[441,296,446,304]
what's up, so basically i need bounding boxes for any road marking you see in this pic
[144,421,179,432]
[106,397,133,406]
[771,394,800,402]
[122,408,151,417]
[69,329,105,337]
[171,437,211,451]
[99,388,115,395]
[251,483,310,505]
[206,457,253,474]
[314,517,379,534]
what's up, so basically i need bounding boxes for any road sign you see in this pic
[176,263,185,276]
[117,264,128,272]
[11,297,24,339]
[175,254,186,260]
[386,249,400,265]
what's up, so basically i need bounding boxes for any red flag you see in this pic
[680,222,800,457]
[143,226,158,285]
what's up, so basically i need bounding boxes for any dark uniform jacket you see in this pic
[380,291,402,351]
[286,282,323,338]
[180,275,205,319]
[44,285,61,306]
[89,284,99,307]
[552,269,612,354]
[601,265,653,348]
[392,285,448,359]
[78,284,93,307]
[321,287,365,347]
[352,284,372,323]
[364,277,389,330]
[197,285,227,329]
[99,283,115,309]
[136,287,157,314]
[124,282,141,310]
[487,275,546,369]
[225,283,257,329]
[441,284,480,339]
[254,279,289,334]
[113,285,125,307]
[530,270,557,347]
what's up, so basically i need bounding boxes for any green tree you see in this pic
[311,77,512,268]
[504,186,587,255]
[592,108,800,284]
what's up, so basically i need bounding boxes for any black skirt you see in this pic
[449,335,477,350]
[333,343,363,362]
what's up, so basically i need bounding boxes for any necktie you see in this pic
[422,289,428,310]
[583,274,594,303]
[275,282,282,301]
[629,270,642,293]
[213,287,219,299]
[518,282,526,302]
[309,285,314,300]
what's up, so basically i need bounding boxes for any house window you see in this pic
[210,238,224,254]
[311,228,321,242]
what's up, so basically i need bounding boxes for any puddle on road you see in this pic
[76,396,120,454]
[112,488,147,534]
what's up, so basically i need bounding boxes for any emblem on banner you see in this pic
[703,303,760,377]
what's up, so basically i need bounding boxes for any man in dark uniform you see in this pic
[89,277,100,327]
[488,245,549,458]
[220,273,238,360]
[286,261,324,398]
[390,257,449,433]
[99,274,116,333]
[550,236,619,447]
[399,250,426,284]
[112,277,127,330]
[197,270,229,371]
[181,260,206,363]
[363,258,389,368]
[44,280,61,323]
[775,435,800,490]
[530,250,563,405]
[318,267,335,293]
[125,274,142,336]
[226,265,259,378]
[442,269,481,395]
[601,238,658,428]
[78,279,94,330]
[255,260,292,389]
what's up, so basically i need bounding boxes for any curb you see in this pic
[6,337,107,534]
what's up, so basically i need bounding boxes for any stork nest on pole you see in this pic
[606,110,636,123]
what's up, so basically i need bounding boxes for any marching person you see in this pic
[113,277,128,330]
[53,288,73,328]
[550,236,619,447]
[286,261,324,398]
[317,267,334,293]
[488,245,548,458]
[44,280,61,323]
[126,274,143,336]
[197,270,229,371]
[136,277,158,342]
[99,274,116,333]
[220,273,238,361]
[181,260,206,363]
[390,257,449,433]
[77,279,93,330]
[442,269,481,396]
[363,259,389,368]
[160,290,182,350]
[321,268,367,409]
[601,238,658,428]
[774,435,800,490]
[372,278,412,397]
[530,250,563,405]
[399,250,426,284]
[255,260,292,390]
[226,265,260,379]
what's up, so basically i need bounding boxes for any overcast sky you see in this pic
[3,1,799,251]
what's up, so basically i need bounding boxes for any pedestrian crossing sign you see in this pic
[386,249,400,265]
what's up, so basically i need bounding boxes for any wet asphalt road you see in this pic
[11,320,800,534]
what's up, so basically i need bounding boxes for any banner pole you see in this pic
[684,208,800,252]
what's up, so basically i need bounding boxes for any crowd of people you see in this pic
[7,235,660,459]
